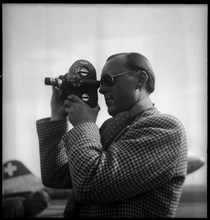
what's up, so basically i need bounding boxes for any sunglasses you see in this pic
[100,69,147,87]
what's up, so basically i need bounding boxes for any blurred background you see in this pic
[2,3,207,195]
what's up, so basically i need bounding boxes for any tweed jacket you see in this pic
[36,104,188,218]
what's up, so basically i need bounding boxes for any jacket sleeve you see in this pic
[62,114,187,205]
[36,117,73,189]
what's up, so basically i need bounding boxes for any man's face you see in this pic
[99,56,139,117]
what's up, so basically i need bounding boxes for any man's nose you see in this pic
[99,83,109,95]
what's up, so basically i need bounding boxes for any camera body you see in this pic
[45,59,100,108]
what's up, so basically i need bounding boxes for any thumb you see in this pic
[94,104,101,113]
[52,85,61,98]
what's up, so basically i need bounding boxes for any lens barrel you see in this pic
[44,77,63,88]
[44,77,53,85]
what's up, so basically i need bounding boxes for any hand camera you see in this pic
[44,59,100,108]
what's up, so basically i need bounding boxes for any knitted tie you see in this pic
[100,111,130,149]
[100,100,155,149]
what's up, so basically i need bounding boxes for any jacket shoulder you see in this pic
[134,109,185,131]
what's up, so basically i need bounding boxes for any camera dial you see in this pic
[82,94,90,102]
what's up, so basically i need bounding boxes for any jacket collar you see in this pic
[128,96,155,120]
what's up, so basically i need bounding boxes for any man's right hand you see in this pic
[50,86,68,121]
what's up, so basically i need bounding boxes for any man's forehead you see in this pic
[102,56,127,75]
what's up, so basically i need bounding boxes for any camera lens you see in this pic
[44,77,63,88]
[45,77,53,85]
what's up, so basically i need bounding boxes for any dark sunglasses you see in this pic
[100,69,147,87]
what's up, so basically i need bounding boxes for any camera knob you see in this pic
[82,94,90,102]
[79,67,89,76]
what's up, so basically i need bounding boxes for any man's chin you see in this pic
[107,104,132,117]
[107,106,118,117]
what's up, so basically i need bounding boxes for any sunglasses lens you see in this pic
[100,73,114,87]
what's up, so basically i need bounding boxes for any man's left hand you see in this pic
[64,94,100,127]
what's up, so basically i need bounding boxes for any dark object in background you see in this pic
[2,191,49,218]
[45,59,100,108]
[187,154,205,174]
[2,197,25,218]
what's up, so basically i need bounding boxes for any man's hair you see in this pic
[107,52,155,94]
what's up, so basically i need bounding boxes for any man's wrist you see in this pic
[63,121,100,147]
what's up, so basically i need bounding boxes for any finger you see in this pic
[64,99,76,108]
[52,86,61,97]
[64,99,71,107]
[65,106,71,114]
[64,98,82,110]
[52,86,57,94]
[94,104,101,113]
[66,94,83,104]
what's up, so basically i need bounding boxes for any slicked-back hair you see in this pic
[106,52,155,94]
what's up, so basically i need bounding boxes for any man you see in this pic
[36,52,188,218]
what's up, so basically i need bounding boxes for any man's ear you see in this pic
[136,71,148,89]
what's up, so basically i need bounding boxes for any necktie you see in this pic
[100,111,130,149]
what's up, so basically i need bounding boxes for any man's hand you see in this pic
[64,94,100,127]
[50,86,68,121]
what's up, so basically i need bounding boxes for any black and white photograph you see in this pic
[2,4,207,218]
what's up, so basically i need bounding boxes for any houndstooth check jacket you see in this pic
[36,104,188,218]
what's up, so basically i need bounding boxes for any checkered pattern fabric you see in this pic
[36,107,188,218]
